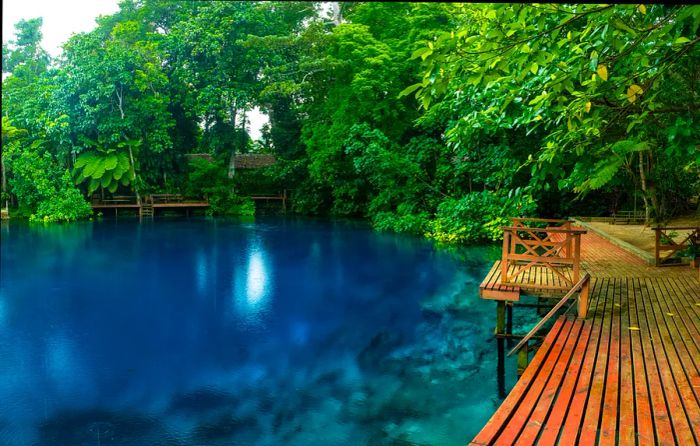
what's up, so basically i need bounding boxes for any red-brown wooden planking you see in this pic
[625,277,655,446]
[598,278,622,445]
[632,278,676,446]
[644,278,700,443]
[471,319,567,446]
[473,225,700,446]
[480,261,521,301]
[492,320,576,445]
[514,319,584,445]
[655,278,700,403]
[577,279,614,445]
[535,323,593,446]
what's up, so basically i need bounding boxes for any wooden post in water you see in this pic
[506,302,513,347]
[496,301,506,335]
[517,343,529,376]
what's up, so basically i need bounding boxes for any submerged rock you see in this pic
[36,408,176,446]
[192,413,259,445]
[357,331,404,371]
[168,387,238,415]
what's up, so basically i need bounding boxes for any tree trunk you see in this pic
[128,145,141,205]
[638,151,655,224]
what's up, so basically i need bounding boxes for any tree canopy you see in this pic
[2,2,698,240]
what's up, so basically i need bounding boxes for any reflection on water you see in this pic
[232,238,272,327]
[0,217,515,446]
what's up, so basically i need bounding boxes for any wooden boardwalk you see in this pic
[472,231,700,445]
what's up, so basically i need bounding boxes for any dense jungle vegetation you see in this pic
[2,2,699,242]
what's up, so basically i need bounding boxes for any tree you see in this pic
[411,4,700,222]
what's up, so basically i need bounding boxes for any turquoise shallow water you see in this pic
[0,217,517,445]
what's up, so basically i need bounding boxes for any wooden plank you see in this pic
[508,274,590,357]
[557,278,610,444]
[480,261,521,301]
[655,278,700,396]
[643,278,700,443]
[631,278,676,446]
[480,262,502,290]
[513,319,584,445]
[625,277,655,446]
[535,324,593,446]
[493,320,576,445]
[471,318,567,445]
[578,278,614,444]
[598,278,621,445]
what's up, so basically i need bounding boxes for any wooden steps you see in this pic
[139,204,153,218]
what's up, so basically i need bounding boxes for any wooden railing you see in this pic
[147,193,183,204]
[91,195,138,205]
[501,218,587,289]
[654,226,699,266]
[612,210,645,224]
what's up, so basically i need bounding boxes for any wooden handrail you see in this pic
[654,226,699,266]
[508,273,590,357]
[511,218,571,224]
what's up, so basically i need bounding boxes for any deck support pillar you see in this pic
[497,336,506,399]
[517,342,529,376]
[506,302,513,347]
[496,301,506,335]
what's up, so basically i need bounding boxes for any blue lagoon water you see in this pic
[0,218,517,445]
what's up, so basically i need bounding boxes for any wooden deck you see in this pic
[472,231,700,445]
[90,194,209,217]
[480,260,575,300]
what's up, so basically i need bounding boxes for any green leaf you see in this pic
[81,157,102,178]
[101,170,114,188]
[74,152,97,170]
[88,177,101,195]
[589,50,598,71]
[674,37,690,45]
[103,153,118,171]
[398,83,422,98]
[92,158,107,180]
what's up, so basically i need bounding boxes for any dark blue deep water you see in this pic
[0,218,517,445]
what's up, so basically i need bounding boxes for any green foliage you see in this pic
[2,3,697,236]
[426,190,537,244]
[72,140,137,194]
[413,4,700,222]
[31,171,93,223]
[185,158,254,216]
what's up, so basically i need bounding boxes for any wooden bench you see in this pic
[611,210,645,224]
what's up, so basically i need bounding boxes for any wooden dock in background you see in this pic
[472,229,700,445]
[90,194,209,217]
